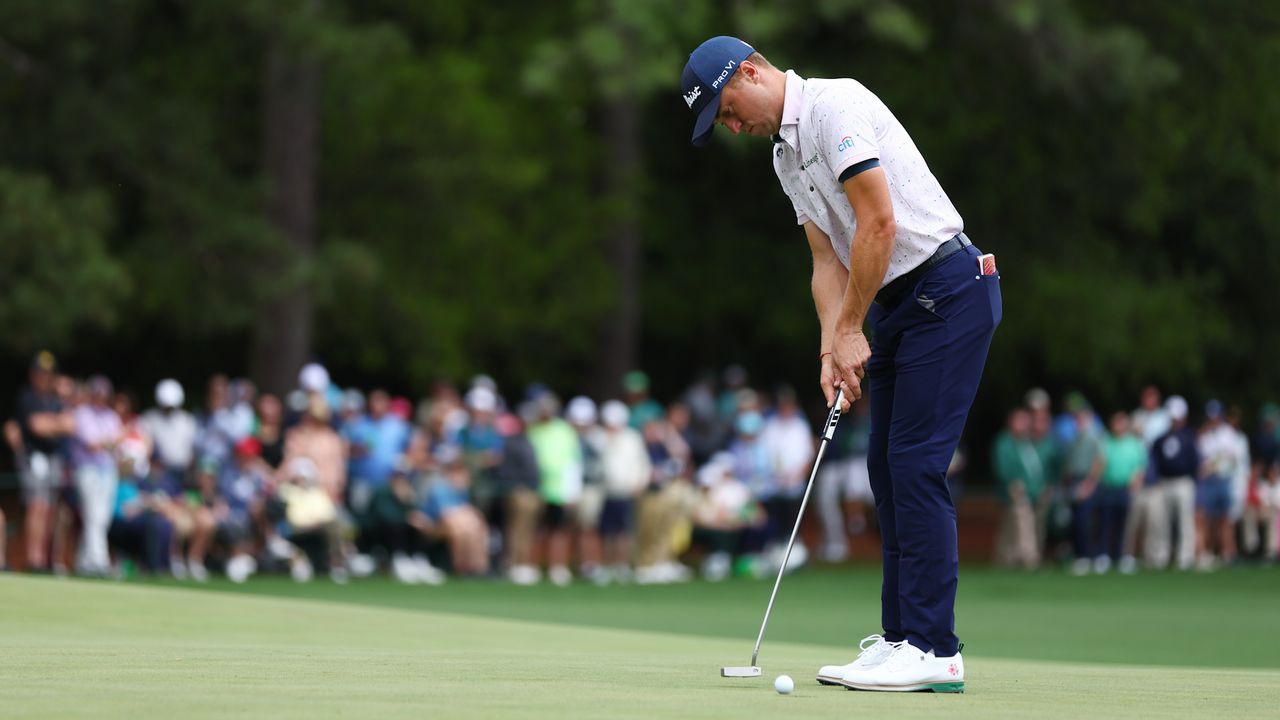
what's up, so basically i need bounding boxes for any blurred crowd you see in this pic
[3,352,880,585]
[13,349,1269,587]
[992,386,1280,574]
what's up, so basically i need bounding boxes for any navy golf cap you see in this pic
[682,36,755,147]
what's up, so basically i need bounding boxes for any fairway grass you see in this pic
[2,574,1277,719]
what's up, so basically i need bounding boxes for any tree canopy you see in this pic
[1,0,1276,431]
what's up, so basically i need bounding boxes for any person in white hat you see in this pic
[565,396,607,581]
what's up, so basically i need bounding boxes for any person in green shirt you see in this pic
[1096,412,1146,571]
[992,408,1046,569]
[526,391,583,586]
[622,371,665,431]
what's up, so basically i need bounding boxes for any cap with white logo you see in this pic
[682,36,755,147]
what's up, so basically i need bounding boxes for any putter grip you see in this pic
[823,389,845,440]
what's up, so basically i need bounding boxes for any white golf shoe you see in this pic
[841,641,965,693]
[816,634,900,686]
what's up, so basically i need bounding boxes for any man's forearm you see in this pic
[836,227,894,333]
[812,259,849,353]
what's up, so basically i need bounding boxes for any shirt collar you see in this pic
[774,69,806,150]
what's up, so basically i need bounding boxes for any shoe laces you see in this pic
[881,642,925,671]
[857,634,901,660]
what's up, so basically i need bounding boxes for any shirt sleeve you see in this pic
[812,86,881,181]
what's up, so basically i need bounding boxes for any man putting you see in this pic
[683,36,1001,693]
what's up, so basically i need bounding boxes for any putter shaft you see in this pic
[747,389,845,668]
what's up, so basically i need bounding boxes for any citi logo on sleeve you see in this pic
[837,136,855,153]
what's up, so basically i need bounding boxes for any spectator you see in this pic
[1242,407,1279,561]
[72,375,123,576]
[48,372,82,575]
[1096,412,1146,572]
[760,387,814,567]
[623,371,665,431]
[565,396,605,581]
[183,459,221,582]
[254,393,286,470]
[1029,397,1071,562]
[992,408,1046,569]
[596,400,650,584]
[1120,385,1169,573]
[717,365,749,425]
[12,351,74,571]
[1131,386,1172,446]
[282,395,348,504]
[196,374,236,472]
[1151,396,1198,570]
[459,386,506,566]
[816,394,873,563]
[729,411,772,506]
[359,465,444,585]
[345,389,411,515]
[141,379,196,497]
[226,379,257,442]
[214,437,272,583]
[419,447,489,577]
[298,362,335,409]
[635,414,695,584]
[2,419,21,570]
[1196,400,1240,569]
[1224,407,1251,535]
[680,378,726,466]
[499,402,543,585]
[108,434,172,575]
[277,456,346,583]
[140,379,209,579]
[692,452,766,581]
[1063,396,1105,575]
[526,391,582,586]
[112,392,149,458]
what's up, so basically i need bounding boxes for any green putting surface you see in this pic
[2,569,1277,718]
[181,564,1279,668]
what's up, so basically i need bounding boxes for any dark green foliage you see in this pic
[0,0,1275,415]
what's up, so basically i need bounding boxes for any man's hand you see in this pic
[819,355,840,410]
[831,325,870,406]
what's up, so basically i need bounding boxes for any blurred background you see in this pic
[1,1,1278,581]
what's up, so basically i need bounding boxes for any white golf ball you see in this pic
[774,674,794,694]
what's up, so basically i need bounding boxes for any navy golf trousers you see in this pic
[865,242,1001,657]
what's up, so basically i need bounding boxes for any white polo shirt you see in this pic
[772,70,963,285]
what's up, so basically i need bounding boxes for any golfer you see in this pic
[683,36,1001,693]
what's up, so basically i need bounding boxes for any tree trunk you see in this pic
[589,93,643,399]
[251,22,319,396]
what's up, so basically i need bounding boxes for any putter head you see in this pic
[721,666,762,678]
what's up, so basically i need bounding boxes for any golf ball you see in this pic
[774,674,794,694]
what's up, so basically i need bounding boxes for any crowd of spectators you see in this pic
[8,350,1274,586]
[3,353,844,585]
[992,386,1280,573]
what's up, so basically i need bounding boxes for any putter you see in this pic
[721,388,846,678]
